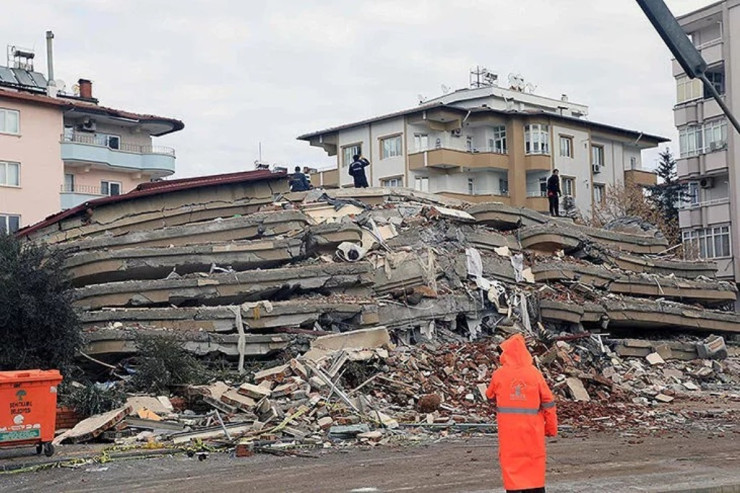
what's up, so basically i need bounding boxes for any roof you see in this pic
[297,102,451,140]
[0,88,184,136]
[472,108,669,144]
[298,102,668,145]
[17,169,286,238]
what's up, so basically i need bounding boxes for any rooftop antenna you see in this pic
[470,66,498,88]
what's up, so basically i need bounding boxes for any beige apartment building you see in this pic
[0,40,183,232]
[674,0,740,282]
[299,82,666,217]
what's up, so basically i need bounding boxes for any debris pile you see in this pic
[17,181,740,451]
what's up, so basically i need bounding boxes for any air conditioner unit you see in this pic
[700,177,714,189]
[592,164,601,174]
[79,118,96,132]
[709,141,727,152]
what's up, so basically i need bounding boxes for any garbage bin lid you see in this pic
[0,369,63,384]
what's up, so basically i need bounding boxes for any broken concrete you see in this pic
[73,263,374,309]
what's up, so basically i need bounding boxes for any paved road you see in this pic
[2,430,740,493]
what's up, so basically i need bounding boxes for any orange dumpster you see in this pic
[0,369,63,457]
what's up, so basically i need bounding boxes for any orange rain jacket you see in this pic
[486,334,558,491]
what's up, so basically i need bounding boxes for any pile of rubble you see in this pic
[17,173,740,450]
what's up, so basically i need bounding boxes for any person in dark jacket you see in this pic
[349,155,370,188]
[546,169,561,217]
[289,166,310,192]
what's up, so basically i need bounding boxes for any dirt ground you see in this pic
[2,429,740,493]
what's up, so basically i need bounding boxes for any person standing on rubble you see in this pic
[289,166,311,192]
[349,154,371,188]
[546,169,561,217]
[486,333,558,493]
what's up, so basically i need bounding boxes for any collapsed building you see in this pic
[17,169,740,447]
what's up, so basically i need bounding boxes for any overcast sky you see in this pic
[0,0,716,176]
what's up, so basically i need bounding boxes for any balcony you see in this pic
[408,147,509,171]
[61,133,176,175]
[672,40,723,76]
[524,154,551,171]
[59,184,106,210]
[679,197,730,228]
[309,168,339,188]
[525,196,549,212]
[624,169,657,187]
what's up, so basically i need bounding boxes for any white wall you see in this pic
[370,118,405,186]
[553,124,591,212]
[337,125,371,187]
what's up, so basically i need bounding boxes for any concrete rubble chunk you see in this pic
[221,389,257,411]
[655,393,674,403]
[697,335,728,360]
[565,377,590,402]
[646,353,665,366]
[254,364,292,383]
[311,327,391,351]
[238,382,272,400]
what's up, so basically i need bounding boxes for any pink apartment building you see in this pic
[0,42,183,232]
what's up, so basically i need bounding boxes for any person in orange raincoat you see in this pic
[486,334,558,493]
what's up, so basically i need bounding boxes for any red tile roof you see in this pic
[17,169,287,238]
[0,88,184,136]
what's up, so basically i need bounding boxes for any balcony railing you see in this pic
[412,145,507,155]
[60,184,105,195]
[679,197,730,210]
[527,191,547,198]
[61,132,176,157]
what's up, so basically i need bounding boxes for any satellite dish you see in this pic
[72,83,80,96]
[441,84,450,95]
[53,79,66,92]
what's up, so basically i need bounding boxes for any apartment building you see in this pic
[673,0,740,281]
[299,81,665,218]
[0,40,183,232]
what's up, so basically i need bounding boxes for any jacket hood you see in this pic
[499,333,533,367]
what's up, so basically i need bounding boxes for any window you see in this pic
[679,125,702,157]
[0,161,20,187]
[489,126,507,154]
[676,76,703,103]
[559,135,573,158]
[414,176,429,192]
[0,214,21,234]
[682,181,700,208]
[414,134,428,152]
[704,66,725,98]
[381,177,402,188]
[342,144,361,168]
[499,178,509,196]
[94,133,120,149]
[380,135,402,159]
[64,173,75,193]
[101,180,122,196]
[682,226,731,259]
[525,124,549,155]
[0,108,19,135]
[468,178,475,195]
[630,156,637,169]
[538,177,548,197]
[594,184,605,204]
[562,177,575,197]
[703,119,727,152]
[591,145,604,166]
[680,120,727,157]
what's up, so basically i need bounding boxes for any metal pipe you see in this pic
[699,72,740,136]
[45,31,54,82]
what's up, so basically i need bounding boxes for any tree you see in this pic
[0,234,82,372]
[646,148,685,245]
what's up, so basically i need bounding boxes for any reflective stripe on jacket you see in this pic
[486,334,558,491]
